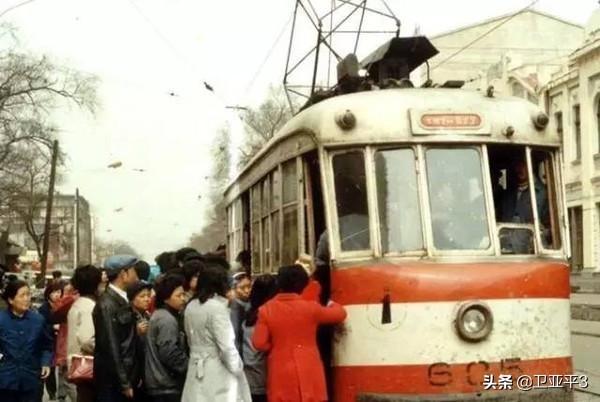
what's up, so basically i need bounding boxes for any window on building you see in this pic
[569,206,583,271]
[597,99,600,152]
[574,104,581,161]
[555,111,563,143]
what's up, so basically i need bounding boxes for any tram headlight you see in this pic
[455,302,493,342]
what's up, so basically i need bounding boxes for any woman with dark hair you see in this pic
[145,274,188,402]
[182,266,251,402]
[182,260,204,303]
[0,280,53,402]
[67,265,102,402]
[252,265,347,402]
[37,281,63,401]
[97,269,109,295]
[242,275,278,402]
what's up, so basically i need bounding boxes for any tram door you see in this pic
[303,150,335,394]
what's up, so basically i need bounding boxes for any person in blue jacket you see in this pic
[0,279,53,402]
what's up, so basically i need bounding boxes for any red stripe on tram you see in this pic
[330,262,570,305]
[332,356,573,402]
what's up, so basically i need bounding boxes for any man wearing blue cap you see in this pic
[92,255,140,401]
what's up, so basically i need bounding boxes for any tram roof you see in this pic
[225,88,555,202]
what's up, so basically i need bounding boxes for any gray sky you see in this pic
[3,0,597,261]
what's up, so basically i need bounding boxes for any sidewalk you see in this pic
[571,293,600,321]
[572,320,600,396]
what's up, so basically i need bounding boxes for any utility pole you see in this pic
[40,140,59,287]
[74,188,80,269]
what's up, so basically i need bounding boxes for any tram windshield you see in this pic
[426,148,490,250]
[330,145,563,257]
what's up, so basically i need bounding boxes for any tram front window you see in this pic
[425,148,490,250]
[375,148,423,253]
[332,151,370,251]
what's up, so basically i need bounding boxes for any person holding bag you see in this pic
[67,265,102,402]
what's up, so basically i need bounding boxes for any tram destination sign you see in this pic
[421,113,481,127]
[410,109,491,135]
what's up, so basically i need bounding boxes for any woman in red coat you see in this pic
[252,265,346,402]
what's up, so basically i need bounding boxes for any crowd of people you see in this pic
[0,246,347,402]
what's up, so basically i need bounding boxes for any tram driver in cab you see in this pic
[498,158,549,253]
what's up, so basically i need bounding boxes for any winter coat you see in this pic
[66,296,95,369]
[230,298,249,355]
[252,293,347,402]
[181,295,251,402]
[144,307,188,396]
[0,308,53,391]
[242,323,266,396]
[53,294,77,367]
[301,280,322,303]
[92,286,140,392]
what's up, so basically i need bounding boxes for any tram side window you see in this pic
[490,147,534,254]
[281,159,299,265]
[332,151,370,251]
[262,177,271,272]
[488,146,560,254]
[251,185,262,273]
[532,150,561,250]
[375,148,423,253]
[226,199,244,261]
[425,148,490,250]
[271,169,281,269]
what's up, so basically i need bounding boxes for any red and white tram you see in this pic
[225,55,572,402]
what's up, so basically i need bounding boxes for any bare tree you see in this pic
[0,51,97,167]
[190,87,296,253]
[189,125,231,252]
[94,238,140,265]
[238,86,296,168]
[3,148,63,259]
[0,23,97,261]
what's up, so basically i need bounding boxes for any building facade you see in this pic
[1,193,93,273]
[544,8,600,272]
[424,9,583,90]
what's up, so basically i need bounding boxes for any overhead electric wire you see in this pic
[432,0,541,71]
[0,0,37,19]
[243,11,295,97]
[124,0,229,105]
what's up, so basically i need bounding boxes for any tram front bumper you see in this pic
[356,389,573,402]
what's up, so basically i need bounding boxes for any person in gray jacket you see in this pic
[242,274,278,402]
[144,274,188,402]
